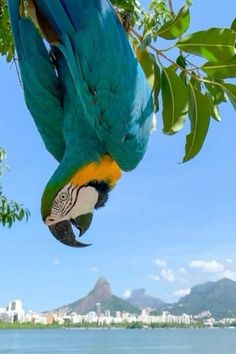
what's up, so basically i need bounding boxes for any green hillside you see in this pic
[100,295,139,315]
[162,278,236,320]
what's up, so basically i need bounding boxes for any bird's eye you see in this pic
[59,192,69,201]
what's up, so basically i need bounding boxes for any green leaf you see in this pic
[18,209,24,221]
[111,0,141,13]
[136,48,154,87]
[177,28,236,62]
[136,48,157,89]
[0,1,15,61]
[183,85,210,162]
[156,5,190,39]
[25,209,30,221]
[0,148,6,163]
[134,45,161,112]
[138,33,152,51]
[8,217,13,228]
[161,67,189,135]
[201,55,236,79]
[205,93,221,121]
[179,71,187,85]
[190,72,201,90]
[151,58,161,113]
[219,83,236,110]
[176,55,187,69]
[231,18,236,32]
[204,79,227,105]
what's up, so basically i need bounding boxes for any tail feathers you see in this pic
[17,19,65,162]
[34,0,74,38]
[7,0,52,61]
[7,0,65,161]
[33,0,122,41]
[18,19,51,63]
[59,0,116,31]
[26,0,59,44]
[7,0,61,105]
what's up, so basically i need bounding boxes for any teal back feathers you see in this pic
[8,0,153,221]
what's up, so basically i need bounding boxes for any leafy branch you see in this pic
[0,0,14,61]
[111,0,236,161]
[0,148,30,228]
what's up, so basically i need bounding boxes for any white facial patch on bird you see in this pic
[69,186,98,218]
[45,183,99,225]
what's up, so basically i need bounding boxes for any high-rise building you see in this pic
[8,300,23,312]
[7,300,25,322]
[95,302,101,316]
[105,309,111,318]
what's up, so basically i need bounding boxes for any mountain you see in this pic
[161,278,236,320]
[126,288,165,309]
[100,295,139,315]
[54,277,139,316]
[51,277,236,320]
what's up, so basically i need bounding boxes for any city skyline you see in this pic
[1,295,235,328]
[0,295,209,326]
[1,0,236,312]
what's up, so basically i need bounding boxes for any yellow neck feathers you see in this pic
[70,155,122,188]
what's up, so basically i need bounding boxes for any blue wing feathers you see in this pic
[7,0,66,161]
[8,0,153,171]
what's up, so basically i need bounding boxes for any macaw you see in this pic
[7,0,154,247]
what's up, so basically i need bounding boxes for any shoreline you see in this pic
[0,322,235,330]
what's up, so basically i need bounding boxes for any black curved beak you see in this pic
[49,219,92,248]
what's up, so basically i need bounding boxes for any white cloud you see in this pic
[89,266,98,272]
[53,258,60,266]
[175,267,191,284]
[189,260,224,273]
[225,258,233,264]
[222,270,236,281]
[149,274,161,281]
[187,258,236,283]
[122,289,132,298]
[151,259,185,283]
[161,268,175,282]
[155,258,167,268]
[174,288,190,297]
[179,267,187,274]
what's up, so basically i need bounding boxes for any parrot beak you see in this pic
[48,219,91,248]
[71,213,93,237]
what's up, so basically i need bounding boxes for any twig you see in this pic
[12,57,22,87]
[168,0,175,16]
[131,27,223,88]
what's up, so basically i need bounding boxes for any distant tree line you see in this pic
[0,148,30,228]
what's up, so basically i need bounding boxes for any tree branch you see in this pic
[168,0,175,16]
[130,28,223,88]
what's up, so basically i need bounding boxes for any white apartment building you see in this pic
[6,300,25,322]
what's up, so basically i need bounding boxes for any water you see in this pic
[0,328,235,354]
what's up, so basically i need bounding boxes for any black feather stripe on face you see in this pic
[87,181,110,209]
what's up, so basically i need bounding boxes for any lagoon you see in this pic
[0,328,235,354]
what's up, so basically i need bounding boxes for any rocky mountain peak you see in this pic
[94,277,110,289]
[90,277,111,299]
[127,288,165,309]
[130,289,146,298]
[58,277,112,315]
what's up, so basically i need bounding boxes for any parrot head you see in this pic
[41,155,121,248]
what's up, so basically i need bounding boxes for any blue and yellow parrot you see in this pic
[8,0,154,247]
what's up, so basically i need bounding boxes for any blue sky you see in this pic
[0,0,236,312]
